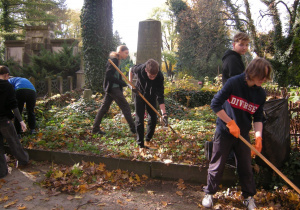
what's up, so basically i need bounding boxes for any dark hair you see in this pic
[145,59,159,75]
[0,65,10,75]
[109,45,129,59]
[245,57,272,81]
[233,32,250,43]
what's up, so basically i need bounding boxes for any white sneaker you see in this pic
[243,196,256,210]
[202,194,213,208]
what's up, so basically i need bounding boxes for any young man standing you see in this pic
[222,32,250,85]
[129,59,168,151]
[0,66,29,178]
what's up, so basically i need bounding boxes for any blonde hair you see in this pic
[145,59,159,75]
[245,57,272,81]
[109,45,129,59]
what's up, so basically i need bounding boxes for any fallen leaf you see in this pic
[161,201,168,207]
[53,171,63,179]
[4,199,18,208]
[148,191,155,195]
[17,204,27,209]
[67,196,73,200]
[24,196,34,201]
[176,191,183,196]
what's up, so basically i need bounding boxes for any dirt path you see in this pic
[1,161,209,210]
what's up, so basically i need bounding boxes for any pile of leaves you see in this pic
[41,161,148,194]
[40,161,300,209]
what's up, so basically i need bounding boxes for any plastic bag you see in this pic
[256,98,291,168]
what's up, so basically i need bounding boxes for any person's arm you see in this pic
[159,103,167,116]
[12,108,27,132]
[253,122,263,138]
[129,67,133,83]
[215,109,233,123]
[106,58,127,87]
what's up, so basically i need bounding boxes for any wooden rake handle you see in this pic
[108,59,181,139]
[238,134,300,194]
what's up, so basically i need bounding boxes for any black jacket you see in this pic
[222,49,245,85]
[131,63,165,105]
[103,57,127,92]
[211,73,266,136]
[0,79,18,120]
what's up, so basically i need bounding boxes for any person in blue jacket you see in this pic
[202,58,272,210]
[8,77,36,135]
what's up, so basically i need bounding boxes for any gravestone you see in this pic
[136,19,162,65]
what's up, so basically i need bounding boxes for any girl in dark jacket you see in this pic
[92,45,136,135]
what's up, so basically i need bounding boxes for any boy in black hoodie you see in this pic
[202,58,272,210]
[222,32,250,85]
[0,66,29,178]
[129,59,168,151]
[222,32,250,167]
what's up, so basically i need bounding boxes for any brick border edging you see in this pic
[5,147,238,186]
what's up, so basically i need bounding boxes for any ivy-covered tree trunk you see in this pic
[81,0,113,92]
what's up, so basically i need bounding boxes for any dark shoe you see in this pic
[17,160,30,169]
[30,129,36,134]
[92,129,106,135]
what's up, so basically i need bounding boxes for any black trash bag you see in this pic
[256,98,291,168]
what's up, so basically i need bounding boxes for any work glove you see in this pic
[162,114,168,127]
[226,120,240,138]
[251,136,262,157]
[131,87,140,94]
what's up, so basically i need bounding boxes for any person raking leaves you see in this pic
[202,57,272,210]
[129,59,168,152]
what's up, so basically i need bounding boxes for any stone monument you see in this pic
[136,19,162,65]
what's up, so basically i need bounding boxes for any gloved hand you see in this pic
[20,121,27,132]
[131,87,139,94]
[163,114,168,126]
[251,136,262,157]
[226,120,240,138]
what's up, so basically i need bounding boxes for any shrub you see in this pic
[166,88,217,107]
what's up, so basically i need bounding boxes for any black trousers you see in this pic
[93,88,135,132]
[135,94,157,147]
[14,89,36,134]
[203,130,256,198]
[0,118,29,178]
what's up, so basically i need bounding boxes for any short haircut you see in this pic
[233,32,250,43]
[245,57,272,81]
[0,65,10,75]
[145,59,159,75]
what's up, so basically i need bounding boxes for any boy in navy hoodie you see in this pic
[202,58,272,210]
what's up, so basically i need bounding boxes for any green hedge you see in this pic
[167,88,217,107]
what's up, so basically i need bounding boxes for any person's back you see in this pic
[222,32,250,85]
[0,79,16,119]
[8,77,36,92]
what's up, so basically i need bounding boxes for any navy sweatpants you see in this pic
[203,130,256,198]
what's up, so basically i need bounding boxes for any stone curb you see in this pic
[5,147,238,186]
